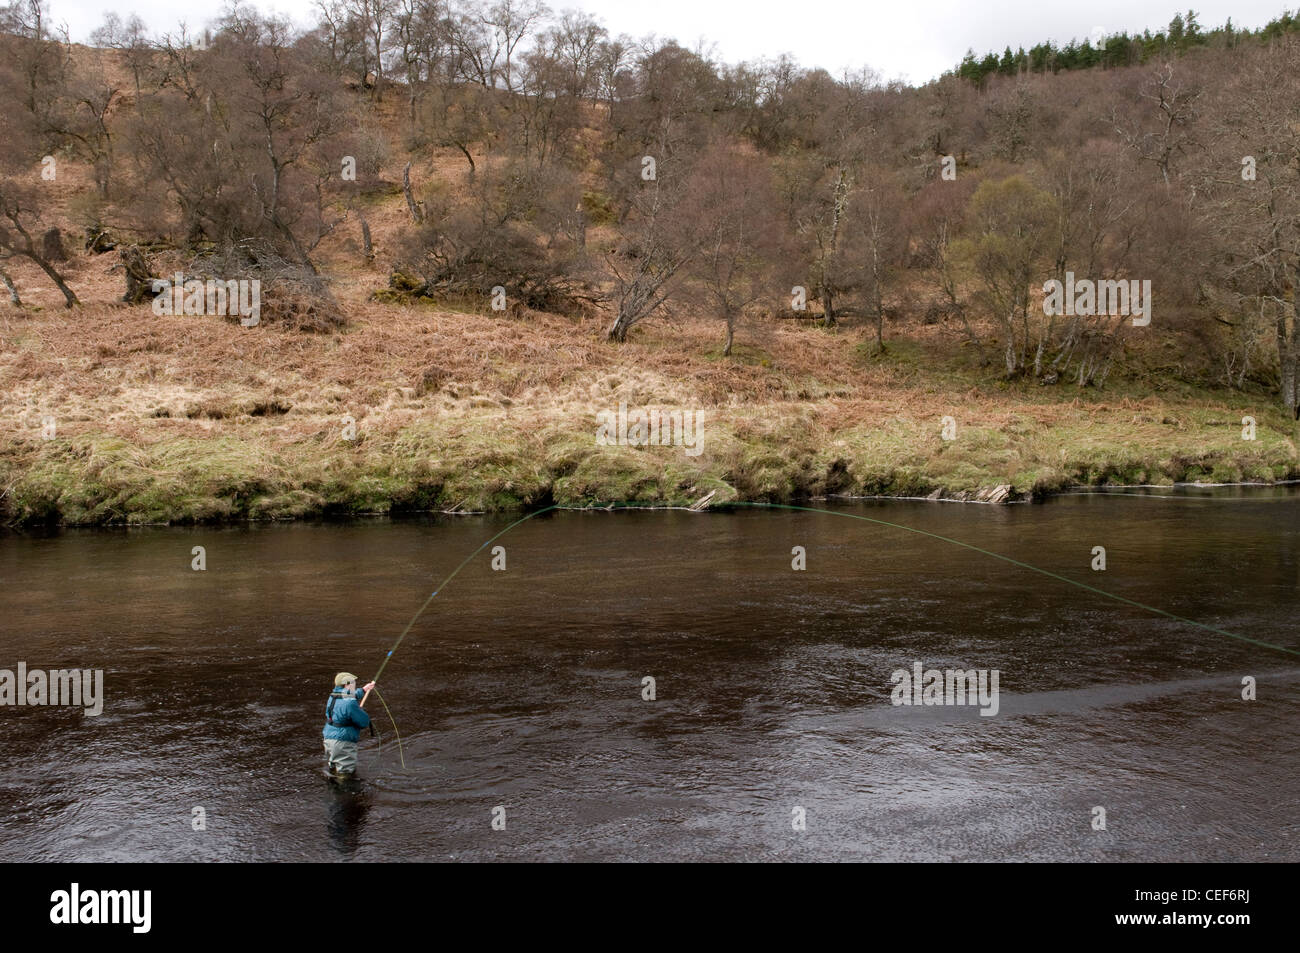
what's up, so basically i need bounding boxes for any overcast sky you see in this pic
[45,0,1298,84]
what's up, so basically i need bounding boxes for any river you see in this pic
[3,488,1297,861]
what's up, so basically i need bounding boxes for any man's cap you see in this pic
[335,672,358,686]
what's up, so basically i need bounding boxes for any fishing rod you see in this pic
[363,498,1298,764]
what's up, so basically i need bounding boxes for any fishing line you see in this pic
[371,499,1298,716]
[723,501,1300,658]
[370,685,405,769]
[362,507,562,768]
[1055,488,1295,502]
[373,505,562,685]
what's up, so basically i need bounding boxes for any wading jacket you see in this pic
[323,686,371,742]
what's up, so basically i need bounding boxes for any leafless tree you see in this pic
[1112,62,1202,186]
[1192,37,1300,415]
[683,144,782,355]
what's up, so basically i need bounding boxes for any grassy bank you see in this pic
[4,410,1297,525]
[2,294,1296,525]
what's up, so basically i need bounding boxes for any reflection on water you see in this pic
[325,779,370,856]
[2,488,1297,861]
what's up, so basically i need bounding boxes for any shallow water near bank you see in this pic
[2,488,1298,862]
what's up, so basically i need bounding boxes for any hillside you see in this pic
[1,4,1298,524]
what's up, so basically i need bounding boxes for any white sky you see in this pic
[46,0,1299,84]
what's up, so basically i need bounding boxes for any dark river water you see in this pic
[3,489,1298,862]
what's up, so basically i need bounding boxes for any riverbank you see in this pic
[3,286,1297,525]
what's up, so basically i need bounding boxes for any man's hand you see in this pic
[363,681,376,692]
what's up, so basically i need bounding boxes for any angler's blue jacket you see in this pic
[323,686,371,742]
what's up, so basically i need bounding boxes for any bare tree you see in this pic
[0,0,69,130]
[0,1,78,306]
[0,187,80,307]
[605,155,697,342]
[1112,62,1202,187]
[852,168,906,353]
[339,0,397,98]
[1193,37,1300,416]
[477,0,547,93]
[683,143,782,355]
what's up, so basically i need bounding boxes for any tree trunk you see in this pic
[359,212,374,264]
[0,267,20,306]
[34,256,78,308]
[119,245,158,304]
[607,311,631,342]
[94,156,111,199]
[1004,314,1017,376]
[870,239,885,351]
[1281,295,1298,416]
[3,213,78,307]
[453,142,475,178]
[821,287,835,327]
[403,162,424,224]
[723,313,735,356]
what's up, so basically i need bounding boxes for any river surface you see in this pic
[3,489,1298,862]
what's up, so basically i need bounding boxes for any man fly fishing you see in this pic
[323,673,376,778]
